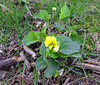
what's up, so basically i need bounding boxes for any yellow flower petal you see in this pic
[52,36,56,41]
[44,41,49,47]
[45,36,58,50]
[53,41,57,47]
[49,44,53,50]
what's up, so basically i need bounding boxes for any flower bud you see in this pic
[52,7,56,11]
[53,45,59,52]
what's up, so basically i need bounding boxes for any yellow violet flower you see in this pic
[44,36,59,51]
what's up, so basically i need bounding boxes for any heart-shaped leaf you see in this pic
[22,31,40,45]
[35,10,51,21]
[46,49,59,58]
[36,56,48,70]
[59,4,70,20]
[56,35,80,55]
[44,58,59,78]
[39,42,47,55]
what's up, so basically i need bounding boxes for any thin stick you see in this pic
[84,59,100,66]
[76,62,100,71]
[0,58,16,69]
[63,78,70,85]
[23,46,36,59]
[0,56,24,70]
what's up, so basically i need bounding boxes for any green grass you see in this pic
[0,0,32,49]
[0,0,99,46]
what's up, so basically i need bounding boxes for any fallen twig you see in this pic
[0,58,15,69]
[63,78,70,85]
[23,46,36,59]
[84,59,100,66]
[0,56,24,70]
[76,62,100,71]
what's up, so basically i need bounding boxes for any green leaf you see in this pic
[70,30,83,45]
[41,24,48,33]
[70,53,81,58]
[71,30,78,36]
[59,4,70,20]
[54,22,66,31]
[60,41,80,55]
[37,32,48,41]
[40,0,46,4]
[44,58,59,78]
[35,10,51,21]
[60,52,81,58]
[36,56,48,70]
[70,34,83,45]
[51,32,58,37]
[22,31,39,45]
[69,25,80,30]
[56,35,80,55]
[54,71,59,78]
[46,49,59,58]
[56,35,72,45]
[39,42,46,55]
[60,46,79,55]
[17,41,22,46]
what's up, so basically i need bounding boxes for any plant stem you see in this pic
[58,19,61,35]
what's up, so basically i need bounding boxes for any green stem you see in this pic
[50,11,54,24]
[58,19,61,35]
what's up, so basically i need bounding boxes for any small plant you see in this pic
[22,4,81,78]
[1,0,100,84]
[22,31,81,78]
[37,35,81,78]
